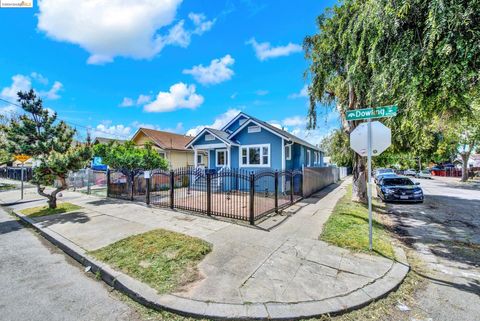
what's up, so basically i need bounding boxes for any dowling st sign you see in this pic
[346,105,398,121]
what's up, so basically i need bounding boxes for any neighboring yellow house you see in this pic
[131,128,207,169]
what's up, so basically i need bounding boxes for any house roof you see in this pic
[227,113,322,151]
[206,128,239,145]
[133,128,193,151]
[93,137,127,145]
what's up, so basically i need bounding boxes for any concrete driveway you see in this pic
[385,177,480,321]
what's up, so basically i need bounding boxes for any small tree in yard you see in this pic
[4,90,92,209]
[93,141,168,172]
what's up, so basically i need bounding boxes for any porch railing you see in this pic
[106,167,303,225]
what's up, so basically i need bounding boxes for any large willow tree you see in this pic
[305,0,480,201]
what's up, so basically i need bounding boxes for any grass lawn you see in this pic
[20,202,82,218]
[0,183,16,191]
[89,229,212,294]
[320,184,395,259]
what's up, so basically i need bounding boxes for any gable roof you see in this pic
[132,128,193,151]
[228,113,322,151]
[185,127,239,148]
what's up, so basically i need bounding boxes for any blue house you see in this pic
[186,112,323,173]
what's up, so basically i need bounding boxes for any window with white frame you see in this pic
[197,154,203,165]
[314,152,318,165]
[306,150,311,166]
[247,125,261,133]
[205,134,215,141]
[216,149,227,167]
[158,151,166,159]
[240,144,270,167]
[285,145,291,160]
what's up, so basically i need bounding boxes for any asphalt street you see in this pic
[386,177,480,321]
[0,206,140,321]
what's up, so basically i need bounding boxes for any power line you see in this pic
[0,97,131,139]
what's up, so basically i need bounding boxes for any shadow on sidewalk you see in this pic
[33,211,91,228]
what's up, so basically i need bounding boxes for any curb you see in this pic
[12,210,410,320]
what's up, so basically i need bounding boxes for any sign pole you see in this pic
[367,119,373,251]
[20,163,24,200]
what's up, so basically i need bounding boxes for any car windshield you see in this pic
[377,169,394,174]
[421,170,430,174]
[383,178,414,186]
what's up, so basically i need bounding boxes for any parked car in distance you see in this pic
[376,176,424,203]
[404,169,417,176]
[374,168,395,182]
[416,169,432,179]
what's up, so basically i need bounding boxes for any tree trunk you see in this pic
[461,153,470,182]
[36,176,68,209]
[352,153,367,202]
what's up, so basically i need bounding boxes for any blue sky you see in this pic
[0,0,339,144]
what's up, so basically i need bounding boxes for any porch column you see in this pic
[227,146,231,168]
[194,148,198,168]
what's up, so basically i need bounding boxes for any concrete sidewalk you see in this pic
[0,178,409,320]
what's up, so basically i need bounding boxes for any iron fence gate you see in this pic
[106,167,304,225]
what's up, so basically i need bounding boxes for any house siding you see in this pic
[194,131,225,147]
[230,125,282,171]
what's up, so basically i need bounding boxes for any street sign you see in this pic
[14,154,31,163]
[350,121,391,156]
[346,105,397,121]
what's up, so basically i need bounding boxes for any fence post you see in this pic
[146,176,151,205]
[130,171,135,201]
[169,171,174,209]
[274,171,279,213]
[290,172,294,204]
[206,172,212,216]
[249,172,255,225]
[106,169,110,197]
[87,168,91,195]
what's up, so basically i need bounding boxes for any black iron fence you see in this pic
[0,166,33,181]
[106,167,303,225]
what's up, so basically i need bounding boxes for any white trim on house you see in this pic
[228,119,289,141]
[216,149,228,167]
[239,144,271,168]
[192,143,227,150]
[285,144,292,161]
[307,150,311,167]
[186,128,232,149]
[197,153,204,165]
[247,125,261,133]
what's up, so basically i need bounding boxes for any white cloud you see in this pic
[37,1,215,64]
[255,89,269,96]
[230,92,238,99]
[136,94,152,105]
[270,111,340,146]
[186,108,241,136]
[283,116,305,127]
[0,74,31,101]
[39,81,63,100]
[120,97,134,107]
[132,121,184,133]
[183,55,235,85]
[92,123,132,139]
[1,73,63,103]
[144,82,204,113]
[189,12,216,35]
[288,84,308,99]
[119,94,152,107]
[246,38,302,61]
[30,72,49,85]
